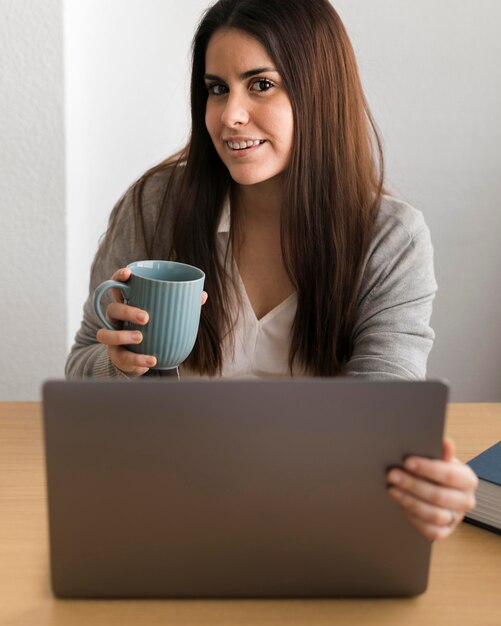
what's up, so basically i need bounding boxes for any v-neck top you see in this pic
[180,198,303,378]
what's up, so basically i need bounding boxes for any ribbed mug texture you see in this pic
[124,270,204,369]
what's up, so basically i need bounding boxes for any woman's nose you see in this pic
[220,92,250,127]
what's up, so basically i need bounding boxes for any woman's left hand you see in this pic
[386,437,479,541]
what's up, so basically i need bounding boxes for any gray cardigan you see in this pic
[66,170,438,381]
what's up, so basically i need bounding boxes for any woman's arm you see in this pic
[344,199,437,380]
[65,189,139,379]
[342,199,479,539]
[65,170,173,379]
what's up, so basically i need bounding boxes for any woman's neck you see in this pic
[233,176,283,227]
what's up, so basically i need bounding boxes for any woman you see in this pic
[66,0,477,540]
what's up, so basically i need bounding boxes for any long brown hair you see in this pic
[110,0,385,376]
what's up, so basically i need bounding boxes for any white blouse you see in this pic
[180,199,301,379]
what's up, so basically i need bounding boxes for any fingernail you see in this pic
[405,459,418,471]
[131,332,142,343]
[137,313,148,323]
[389,488,403,500]
[389,470,401,484]
[146,356,156,367]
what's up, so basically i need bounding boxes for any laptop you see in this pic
[42,378,448,598]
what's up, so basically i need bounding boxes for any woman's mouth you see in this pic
[225,139,266,152]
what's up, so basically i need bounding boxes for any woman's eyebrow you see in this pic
[204,67,279,82]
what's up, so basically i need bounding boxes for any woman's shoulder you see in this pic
[365,194,433,265]
[130,161,184,210]
[110,160,185,237]
[360,194,436,298]
[95,161,185,268]
[373,194,429,245]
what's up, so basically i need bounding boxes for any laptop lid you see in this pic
[42,378,448,598]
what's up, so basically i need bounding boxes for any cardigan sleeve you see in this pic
[343,206,438,381]
[65,170,174,380]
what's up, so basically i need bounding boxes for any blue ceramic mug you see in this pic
[93,260,205,370]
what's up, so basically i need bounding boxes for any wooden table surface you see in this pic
[1,402,500,626]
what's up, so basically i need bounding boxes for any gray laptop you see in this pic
[42,378,448,599]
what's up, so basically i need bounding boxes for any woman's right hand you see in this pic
[96,267,208,377]
[95,267,155,376]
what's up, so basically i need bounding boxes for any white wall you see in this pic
[0,0,66,400]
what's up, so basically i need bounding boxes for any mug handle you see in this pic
[93,280,131,331]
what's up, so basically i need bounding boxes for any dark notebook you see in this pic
[464,441,501,535]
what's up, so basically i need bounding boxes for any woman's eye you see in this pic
[206,83,228,96]
[250,78,275,93]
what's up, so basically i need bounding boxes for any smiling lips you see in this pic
[225,139,266,151]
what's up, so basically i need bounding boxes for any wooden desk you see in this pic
[1,402,500,626]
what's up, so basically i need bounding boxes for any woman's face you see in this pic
[204,29,294,188]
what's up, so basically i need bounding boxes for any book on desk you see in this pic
[464,441,501,535]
